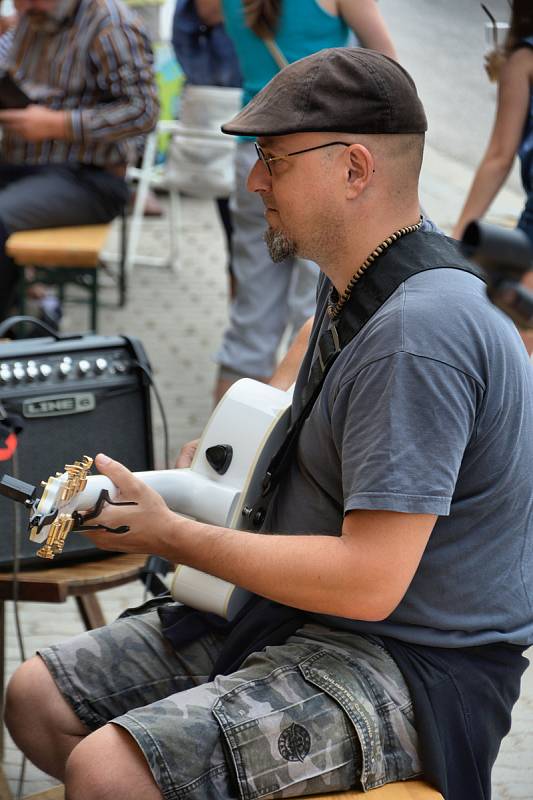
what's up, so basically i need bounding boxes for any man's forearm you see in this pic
[156,516,388,621]
[84,457,433,622]
[71,95,158,145]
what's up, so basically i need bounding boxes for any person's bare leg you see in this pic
[5,655,89,779]
[65,723,162,800]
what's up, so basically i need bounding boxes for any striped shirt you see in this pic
[0,0,159,167]
[0,28,14,65]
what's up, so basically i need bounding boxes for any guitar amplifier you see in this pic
[0,333,154,568]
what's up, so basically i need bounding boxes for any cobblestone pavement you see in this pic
[2,142,532,798]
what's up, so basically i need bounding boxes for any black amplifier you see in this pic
[0,333,154,568]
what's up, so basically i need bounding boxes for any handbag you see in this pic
[165,24,287,199]
[165,83,242,199]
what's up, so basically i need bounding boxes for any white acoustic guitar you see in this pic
[19,379,292,620]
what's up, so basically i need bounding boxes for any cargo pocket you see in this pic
[298,649,388,791]
[212,651,363,800]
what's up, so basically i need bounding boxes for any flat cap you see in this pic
[222,47,427,137]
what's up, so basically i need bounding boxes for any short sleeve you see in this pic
[332,351,480,515]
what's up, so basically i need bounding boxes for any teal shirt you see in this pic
[221,0,349,106]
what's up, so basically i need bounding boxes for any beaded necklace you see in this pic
[327,217,423,319]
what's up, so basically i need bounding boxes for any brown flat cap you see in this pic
[222,47,427,137]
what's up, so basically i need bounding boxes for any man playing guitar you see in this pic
[5,49,533,800]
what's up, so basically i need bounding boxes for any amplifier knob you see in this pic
[59,361,72,378]
[95,357,108,374]
[78,359,91,376]
[12,364,25,382]
[0,366,11,384]
[39,364,52,380]
[26,364,39,381]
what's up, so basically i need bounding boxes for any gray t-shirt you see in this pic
[267,266,533,647]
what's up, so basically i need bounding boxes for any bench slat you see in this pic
[6,225,111,268]
[22,781,442,800]
[314,782,443,798]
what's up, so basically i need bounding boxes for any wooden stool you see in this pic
[6,225,113,332]
[0,553,146,783]
[21,781,443,800]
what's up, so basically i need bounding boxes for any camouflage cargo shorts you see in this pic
[39,604,422,800]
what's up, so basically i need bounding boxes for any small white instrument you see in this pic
[24,379,292,619]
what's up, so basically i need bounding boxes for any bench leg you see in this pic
[90,270,99,332]
[119,212,127,307]
[18,271,26,317]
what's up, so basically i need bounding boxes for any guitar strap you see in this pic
[253,230,482,520]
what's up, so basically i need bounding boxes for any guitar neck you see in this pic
[67,468,241,528]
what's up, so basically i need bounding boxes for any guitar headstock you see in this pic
[61,456,94,502]
[30,456,93,558]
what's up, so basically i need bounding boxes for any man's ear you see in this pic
[345,144,375,199]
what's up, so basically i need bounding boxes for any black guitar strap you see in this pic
[251,231,482,523]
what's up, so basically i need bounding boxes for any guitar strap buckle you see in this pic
[317,322,341,373]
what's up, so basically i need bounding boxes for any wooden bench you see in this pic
[21,782,443,799]
[5,224,119,332]
[316,788,442,799]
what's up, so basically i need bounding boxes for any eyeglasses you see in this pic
[254,141,352,175]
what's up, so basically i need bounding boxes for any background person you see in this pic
[5,49,533,800]
[452,0,533,354]
[172,0,242,294]
[0,0,159,323]
[211,0,397,401]
[452,0,533,244]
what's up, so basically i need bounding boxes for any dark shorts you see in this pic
[39,606,422,800]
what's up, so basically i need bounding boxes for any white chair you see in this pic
[124,120,234,274]
[124,84,242,275]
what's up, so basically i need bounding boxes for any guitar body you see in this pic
[28,379,293,618]
[170,379,292,618]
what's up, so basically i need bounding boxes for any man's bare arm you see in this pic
[269,316,314,390]
[82,455,436,621]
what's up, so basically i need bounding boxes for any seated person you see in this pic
[0,0,159,322]
[5,49,533,800]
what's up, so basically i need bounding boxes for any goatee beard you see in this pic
[264,227,297,263]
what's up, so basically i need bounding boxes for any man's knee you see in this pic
[65,724,162,800]
[5,655,78,736]
[6,656,45,727]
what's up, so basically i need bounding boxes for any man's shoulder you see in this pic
[78,0,139,32]
[344,266,521,386]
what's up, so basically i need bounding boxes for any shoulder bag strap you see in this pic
[261,35,289,70]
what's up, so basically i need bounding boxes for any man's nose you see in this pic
[247,157,271,193]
